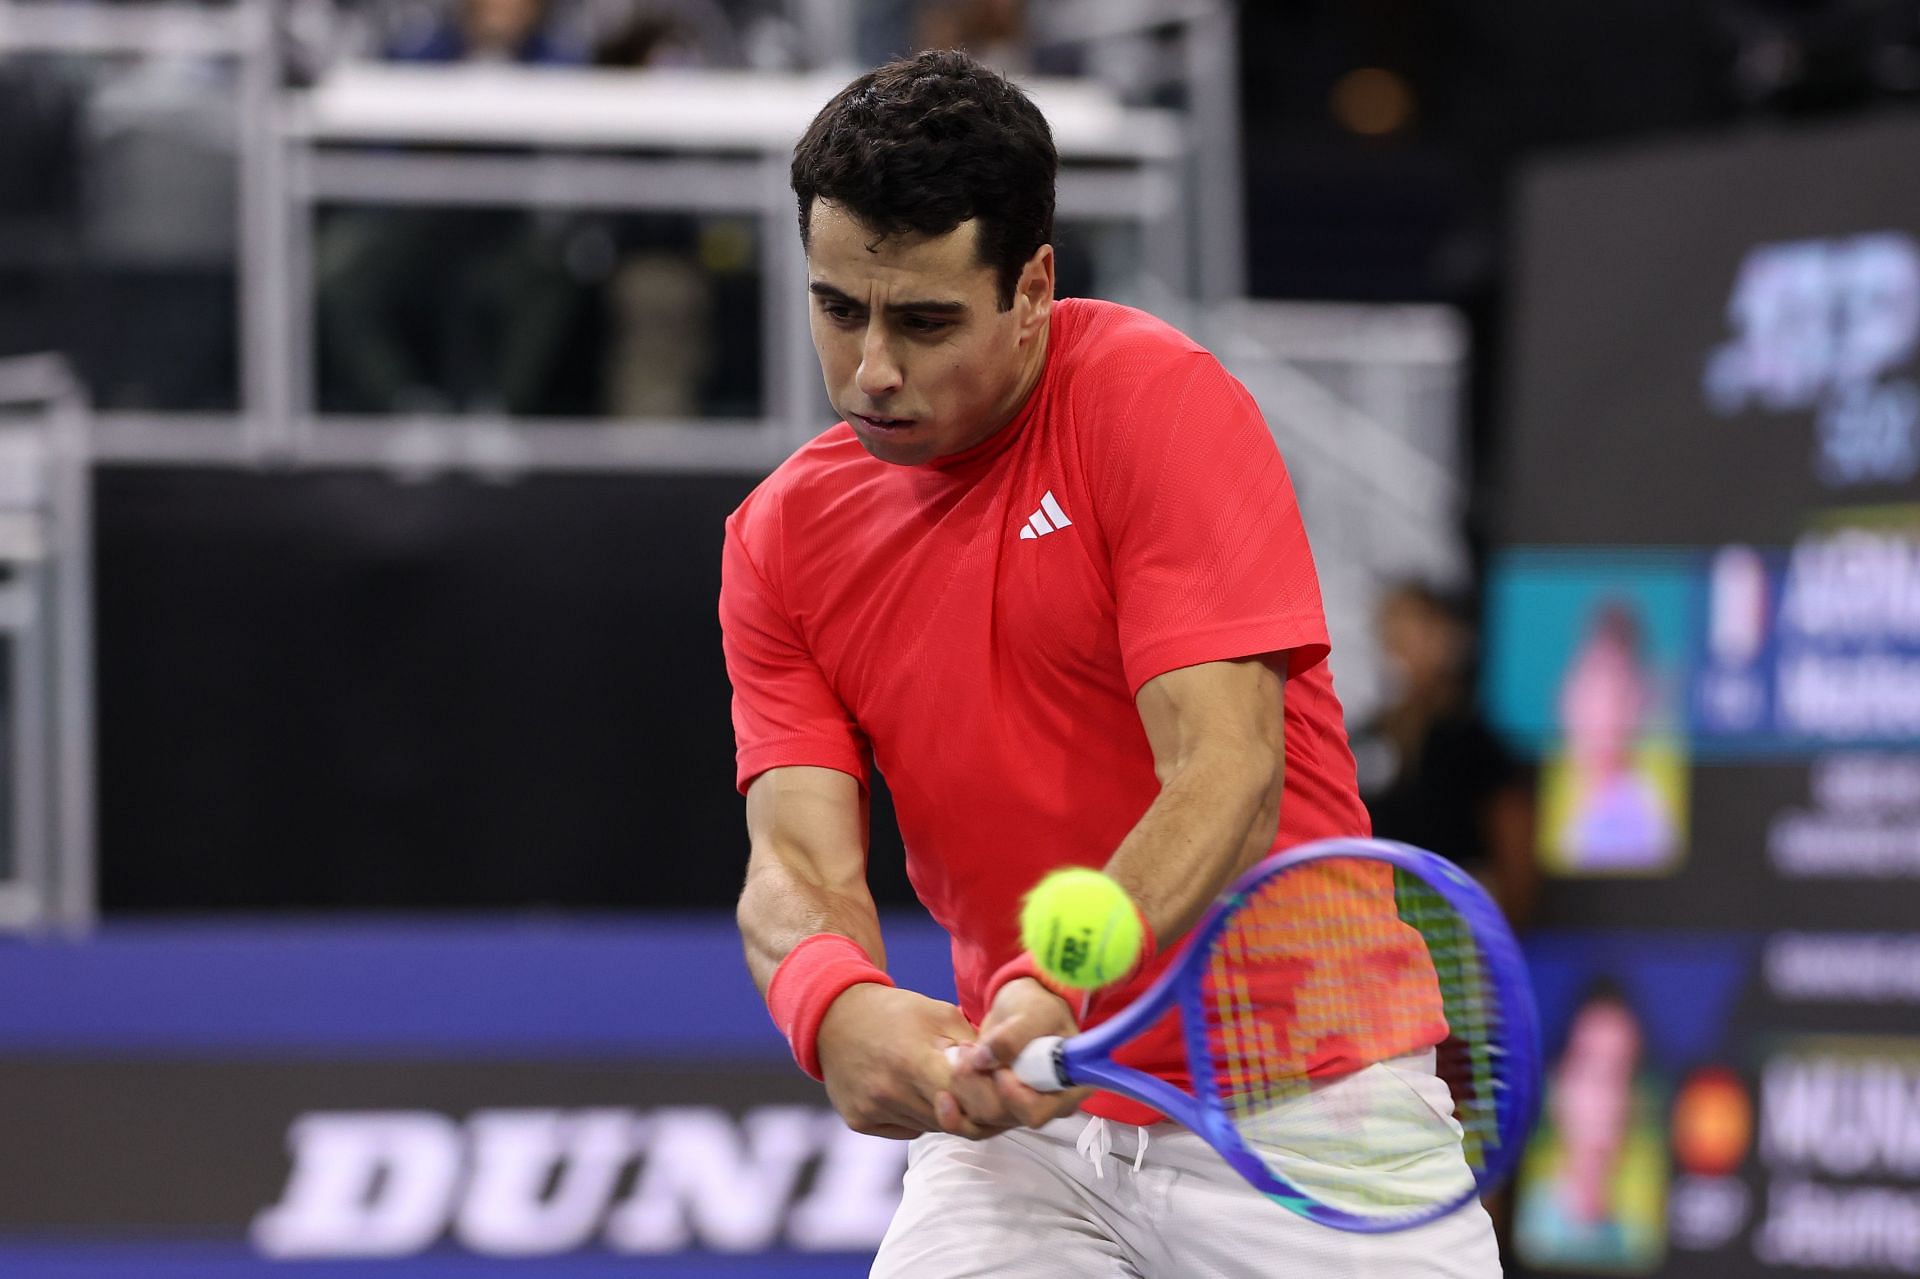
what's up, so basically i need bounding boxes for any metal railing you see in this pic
[1204,300,1470,722]
[0,355,95,933]
[272,62,1187,471]
[0,0,1233,476]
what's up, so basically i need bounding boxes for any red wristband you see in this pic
[765,934,894,1080]
[984,903,1159,1023]
[983,951,1091,1023]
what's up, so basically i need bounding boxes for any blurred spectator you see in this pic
[916,0,1028,72]
[855,0,920,67]
[589,0,742,68]
[317,0,748,418]
[316,0,590,417]
[900,0,1179,108]
[598,216,732,418]
[588,2,740,420]
[317,206,588,416]
[1352,581,1538,925]
[387,0,590,63]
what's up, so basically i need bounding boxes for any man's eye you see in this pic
[821,303,859,323]
[903,316,950,334]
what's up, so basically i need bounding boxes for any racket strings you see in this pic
[1392,872,1502,1171]
[1196,856,1511,1209]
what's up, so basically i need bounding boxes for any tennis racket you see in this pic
[1011,837,1539,1233]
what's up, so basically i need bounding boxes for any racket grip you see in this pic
[1012,1036,1070,1092]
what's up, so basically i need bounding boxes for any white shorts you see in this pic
[870,1051,1502,1278]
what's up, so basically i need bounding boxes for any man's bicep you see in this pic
[1134,656,1287,781]
[744,765,871,893]
[1110,657,1291,940]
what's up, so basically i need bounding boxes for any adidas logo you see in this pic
[1018,490,1074,540]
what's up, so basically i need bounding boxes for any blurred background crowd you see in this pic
[8,0,1916,421]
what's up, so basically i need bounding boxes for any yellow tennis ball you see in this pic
[1020,868,1142,990]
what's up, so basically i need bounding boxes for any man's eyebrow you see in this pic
[808,282,969,315]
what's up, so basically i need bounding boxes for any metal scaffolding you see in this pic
[0,0,1235,476]
[0,355,95,933]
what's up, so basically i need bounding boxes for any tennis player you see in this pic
[722,50,1500,1276]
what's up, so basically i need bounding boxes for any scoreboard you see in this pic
[1493,111,1920,1277]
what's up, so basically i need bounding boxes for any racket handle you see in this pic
[1012,1035,1070,1092]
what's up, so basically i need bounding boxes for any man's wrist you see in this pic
[983,952,1090,1023]
[984,900,1159,1025]
[765,934,895,1080]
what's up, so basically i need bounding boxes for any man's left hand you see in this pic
[949,977,1093,1130]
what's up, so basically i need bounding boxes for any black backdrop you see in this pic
[94,465,914,913]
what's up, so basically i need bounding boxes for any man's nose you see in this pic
[856,320,903,398]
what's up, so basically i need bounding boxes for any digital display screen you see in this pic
[1494,111,1920,1277]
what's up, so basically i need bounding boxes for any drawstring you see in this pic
[1076,1116,1150,1178]
[1076,1115,1112,1176]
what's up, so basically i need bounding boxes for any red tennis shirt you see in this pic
[722,299,1426,1123]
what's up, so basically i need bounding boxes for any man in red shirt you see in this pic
[722,49,1498,1277]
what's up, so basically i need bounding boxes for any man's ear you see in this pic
[1016,244,1055,341]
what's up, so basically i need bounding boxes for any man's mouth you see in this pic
[853,412,917,432]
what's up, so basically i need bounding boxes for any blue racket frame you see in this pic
[1049,837,1541,1232]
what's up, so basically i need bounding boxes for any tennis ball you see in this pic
[1020,868,1142,990]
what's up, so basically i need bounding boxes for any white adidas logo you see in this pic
[1018,490,1074,540]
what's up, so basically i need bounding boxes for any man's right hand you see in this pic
[817,983,1006,1141]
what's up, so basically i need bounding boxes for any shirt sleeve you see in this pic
[719,503,868,794]
[1089,349,1332,694]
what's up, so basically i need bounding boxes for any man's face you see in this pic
[804,200,1052,466]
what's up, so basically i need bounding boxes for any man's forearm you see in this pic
[737,854,888,996]
[1101,747,1282,948]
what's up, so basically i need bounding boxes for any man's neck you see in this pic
[997,313,1053,429]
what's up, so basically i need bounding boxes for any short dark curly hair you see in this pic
[791,50,1058,310]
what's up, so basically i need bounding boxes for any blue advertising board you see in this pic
[0,914,957,1277]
